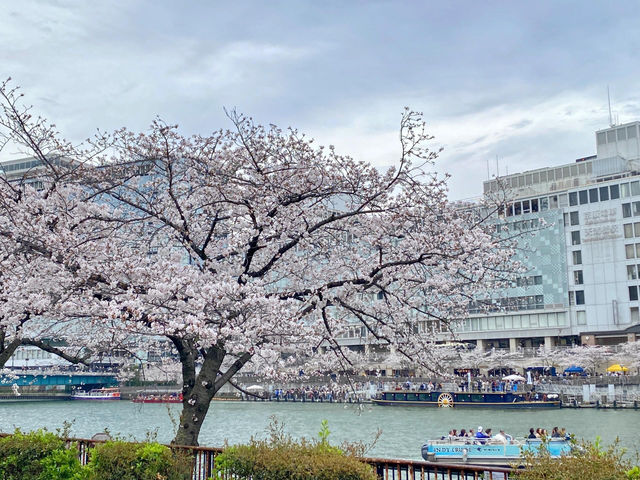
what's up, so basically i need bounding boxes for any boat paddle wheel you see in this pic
[437,392,454,407]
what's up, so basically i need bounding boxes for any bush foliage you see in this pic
[85,440,193,480]
[0,430,192,480]
[0,429,83,480]
[515,437,639,480]
[213,441,377,480]
[212,418,377,480]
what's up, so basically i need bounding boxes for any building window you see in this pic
[589,188,599,203]
[599,186,610,201]
[632,307,640,323]
[632,181,640,196]
[569,192,578,206]
[618,128,627,141]
[559,194,568,207]
[626,244,636,259]
[575,290,585,305]
[570,211,580,226]
[568,291,575,306]
[625,224,634,238]
[634,201,640,216]
[574,270,583,285]
[623,203,632,218]
[579,190,588,205]
[622,183,631,197]
[629,286,639,302]
[540,197,549,210]
[572,250,582,265]
[515,275,543,287]
[571,231,581,245]
[628,265,638,280]
[610,184,620,199]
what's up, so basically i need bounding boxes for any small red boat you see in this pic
[132,393,183,404]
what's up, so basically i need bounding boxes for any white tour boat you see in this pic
[71,387,121,400]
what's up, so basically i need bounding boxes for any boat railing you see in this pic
[428,436,567,446]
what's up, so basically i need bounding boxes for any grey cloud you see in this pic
[2,0,640,199]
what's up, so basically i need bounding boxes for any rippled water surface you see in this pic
[0,400,638,460]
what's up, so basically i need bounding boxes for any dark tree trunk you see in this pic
[173,343,223,446]
[0,337,21,369]
[170,336,253,446]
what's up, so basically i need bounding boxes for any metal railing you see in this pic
[0,433,514,480]
[362,457,513,480]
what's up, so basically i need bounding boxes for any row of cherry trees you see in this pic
[0,80,516,445]
[442,344,640,375]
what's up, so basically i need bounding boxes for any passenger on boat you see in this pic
[459,429,467,437]
[475,427,490,444]
[468,429,475,437]
[493,430,508,444]
[527,428,537,439]
[551,426,561,438]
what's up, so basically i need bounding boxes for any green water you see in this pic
[0,401,637,460]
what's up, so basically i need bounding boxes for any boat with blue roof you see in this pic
[421,436,573,466]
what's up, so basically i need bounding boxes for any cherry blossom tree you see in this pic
[0,80,516,446]
[617,341,640,374]
[0,80,127,371]
[551,345,613,374]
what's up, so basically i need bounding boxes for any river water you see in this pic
[0,400,637,460]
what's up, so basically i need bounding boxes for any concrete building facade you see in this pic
[472,121,640,351]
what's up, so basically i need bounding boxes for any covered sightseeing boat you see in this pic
[372,390,561,408]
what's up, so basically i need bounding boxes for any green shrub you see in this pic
[212,419,376,480]
[39,447,85,480]
[213,441,377,480]
[86,440,192,480]
[515,437,639,480]
[0,429,84,480]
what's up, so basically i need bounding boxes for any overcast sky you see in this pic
[2,1,640,199]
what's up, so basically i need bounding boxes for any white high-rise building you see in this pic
[472,121,640,351]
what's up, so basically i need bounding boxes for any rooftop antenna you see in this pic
[608,86,614,127]
[486,158,490,180]
[495,155,499,178]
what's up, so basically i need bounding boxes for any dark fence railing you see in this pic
[1,433,514,480]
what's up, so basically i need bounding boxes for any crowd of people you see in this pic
[259,384,369,402]
[445,425,568,444]
[527,426,567,438]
